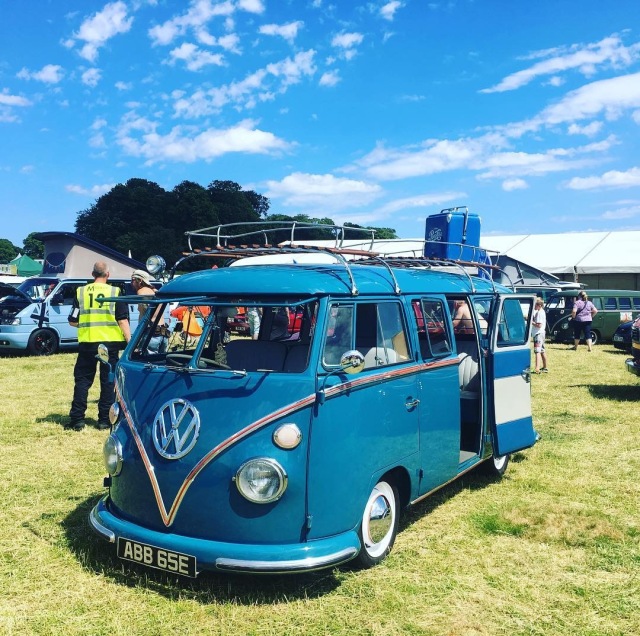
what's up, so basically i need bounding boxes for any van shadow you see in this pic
[399,454,526,533]
[62,495,342,603]
[584,384,638,402]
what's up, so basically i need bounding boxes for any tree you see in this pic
[0,239,19,263]
[243,190,270,217]
[207,180,260,225]
[22,233,44,259]
[344,222,397,240]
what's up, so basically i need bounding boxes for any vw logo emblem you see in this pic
[152,399,201,460]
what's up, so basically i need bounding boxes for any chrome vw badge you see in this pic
[152,399,200,460]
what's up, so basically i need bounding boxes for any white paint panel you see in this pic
[494,375,531,424]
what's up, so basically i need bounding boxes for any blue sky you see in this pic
[2,0,640,248]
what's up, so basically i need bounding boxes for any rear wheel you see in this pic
[354,480,400,568]
[27,329,59,356]
[590,330,599,345]
[481,453,510,477]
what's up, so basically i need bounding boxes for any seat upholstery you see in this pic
[225,340,288,371]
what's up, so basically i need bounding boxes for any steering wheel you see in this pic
[197,357,231,370]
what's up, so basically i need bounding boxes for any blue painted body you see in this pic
[90,262,538,575]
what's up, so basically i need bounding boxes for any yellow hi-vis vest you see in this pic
[77,283,125,344]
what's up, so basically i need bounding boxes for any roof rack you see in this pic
[174,221,502,295]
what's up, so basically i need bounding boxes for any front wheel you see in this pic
[354,480,400,568]
[590,330,599,345]
[27,329,59,356]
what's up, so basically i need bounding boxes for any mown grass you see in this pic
[0,344,638,635]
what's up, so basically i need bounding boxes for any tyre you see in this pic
[481,453,510,477]
[590,331,599,345]
[354,480,400,568]
[27,329,59,356]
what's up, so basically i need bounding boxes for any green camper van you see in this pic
[547,289,640,345]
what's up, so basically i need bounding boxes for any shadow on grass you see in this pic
[61,495,342,603]
[399,452,527,533]
[585,384,639,402]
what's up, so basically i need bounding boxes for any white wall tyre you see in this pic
[354,480,400,568]
[481,453,510,477]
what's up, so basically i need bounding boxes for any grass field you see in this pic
[0,343,638,636]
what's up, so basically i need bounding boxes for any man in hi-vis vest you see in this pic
[67,261,131,431]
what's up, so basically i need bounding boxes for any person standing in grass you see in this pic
[67,261,131,431]
[532,297,548,374]
[571,290,598,351]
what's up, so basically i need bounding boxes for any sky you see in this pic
[2,0,640,249]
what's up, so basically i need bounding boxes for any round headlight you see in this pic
[145,255,166,276]
[234,458,287,504]
[103,435,123,476]
[109,402,120,426]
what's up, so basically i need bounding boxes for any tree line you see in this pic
[0,178,397,267]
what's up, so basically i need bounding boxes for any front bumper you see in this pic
[625,358,640,377]
[90,496,360,575]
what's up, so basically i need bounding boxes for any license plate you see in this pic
[117,538,197,577]
[613,335,623,342]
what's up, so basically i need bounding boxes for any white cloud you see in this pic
[481,34,640,93]
[65,183,115,196]
[116,116,291,164]
[565,167,640,190]
[259,21,303,43]
[237,0,264,13]
[81,68,102,87]
[601,204,640,220]
[173,50,316,117]
[319,70,340,87]
[375,191,466,215]
[0,91,31,107]
[331,32,364,59]
[148,0,236,46]
[380,1,402,21]
[16,64,65,84]
[115,80,132,90]
[167,43,225,71]
[265,172,382,210]
[502,178,528,191]
[567,121,603,136]
[71,1,133,62]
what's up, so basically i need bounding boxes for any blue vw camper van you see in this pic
[90,221,538,576]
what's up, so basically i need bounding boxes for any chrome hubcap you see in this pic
[368,493,392,544]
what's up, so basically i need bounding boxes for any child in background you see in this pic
[532,297,548,374]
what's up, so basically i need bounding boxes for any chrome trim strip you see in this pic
[215,547,358,573]
[89,504,116,543]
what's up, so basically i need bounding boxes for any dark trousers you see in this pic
[69,344,119,424]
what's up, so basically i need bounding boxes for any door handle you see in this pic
[405,398,420,410]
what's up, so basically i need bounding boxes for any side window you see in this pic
[322,302,410,368]
[604,297,616,310]
[619,297,632,310]
[323,304,354,366]
[633,298,640,310]
[60,284,80,306]
[412,298,452,358]
[496,298,529,346]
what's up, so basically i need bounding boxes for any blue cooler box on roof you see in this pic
[424,207,482,262]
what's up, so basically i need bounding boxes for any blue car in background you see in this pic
[613,319,633,352]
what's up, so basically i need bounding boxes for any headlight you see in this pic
[103,435,123,476]
[11,317,21,325]
[234,458,287,503]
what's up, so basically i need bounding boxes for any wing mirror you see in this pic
[316,349,365,405]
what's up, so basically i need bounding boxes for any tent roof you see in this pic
[480,231,640,274]
[9,253,42,276]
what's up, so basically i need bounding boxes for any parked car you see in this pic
[613,320,633,352]
[227,309,250,335]
[546,289,640,345]
[626,314,640,377]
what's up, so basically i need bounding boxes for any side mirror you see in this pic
[339,349,365,374]
[95,343,115,384]
[316,349,365,405]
